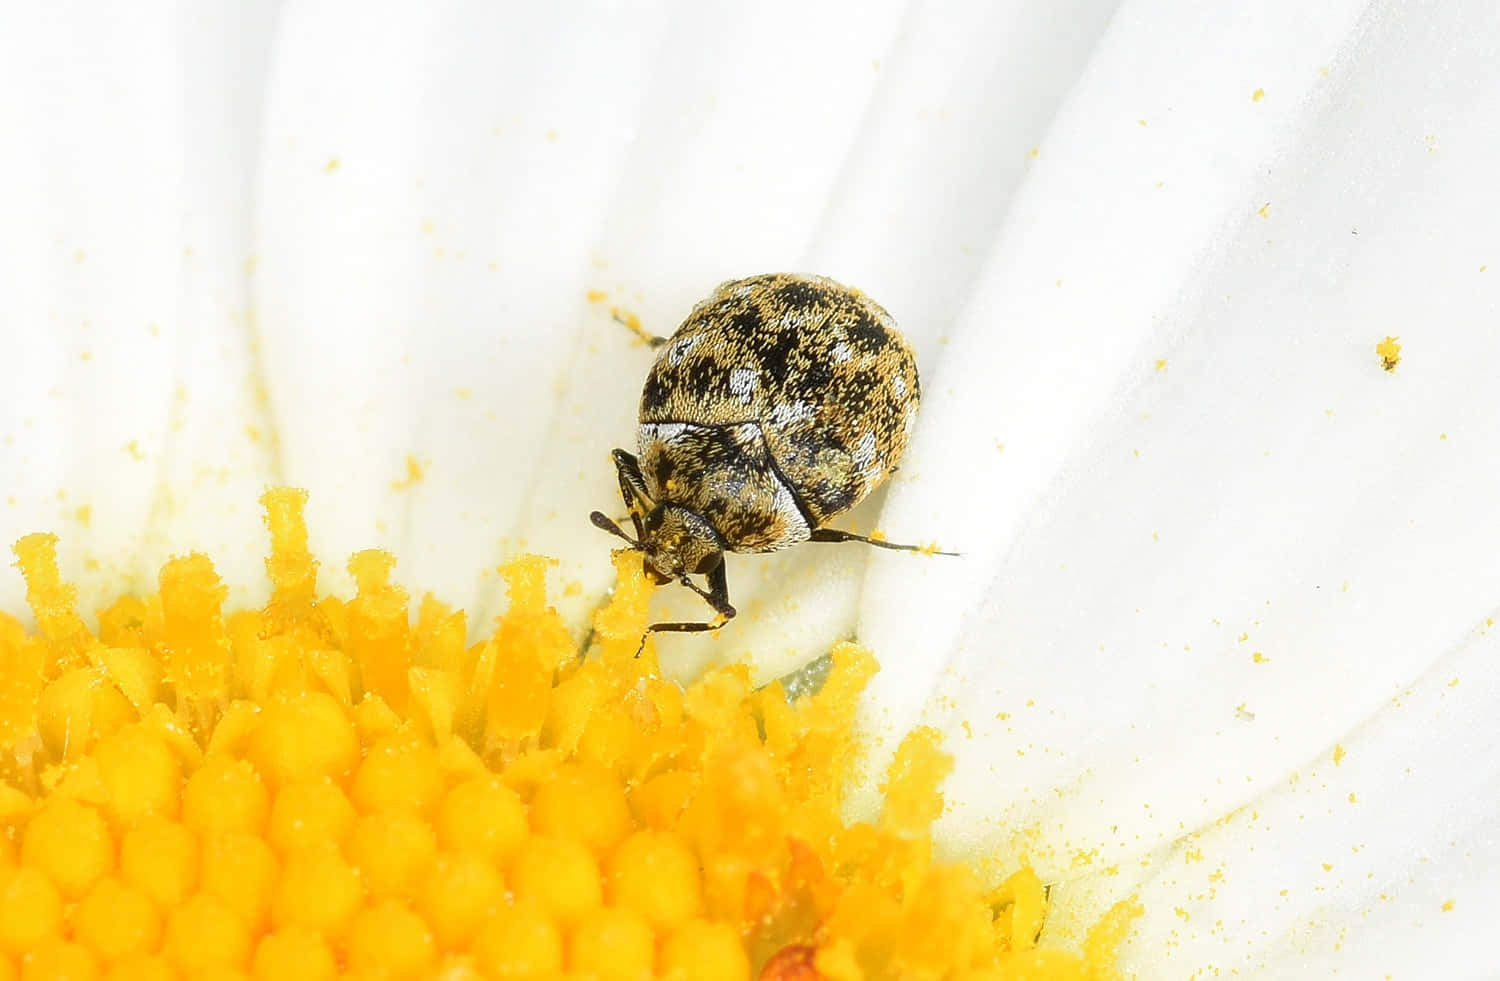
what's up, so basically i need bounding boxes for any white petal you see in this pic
[253,0,676,613]
[1062,624,1500,976]
[0,4,280,612]
[861,0,1500,970]
[523,0,915,673]
[670,0,1124,681]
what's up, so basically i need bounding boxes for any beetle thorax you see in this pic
[640,503,725,582]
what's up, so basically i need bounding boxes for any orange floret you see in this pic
[0,489,1142,979]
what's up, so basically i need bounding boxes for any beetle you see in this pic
[591,272,946,641]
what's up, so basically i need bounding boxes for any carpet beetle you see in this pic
[591,273,947,641]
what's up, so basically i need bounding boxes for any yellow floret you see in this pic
[120,816,199,907]
[182,755,270,835]
[510,835,602,926]
[103,953,176,981]
[660,919,752,981]
[345,899,437,976]
[417,852,505,950]
[606,828,704,928]
[22,940,98,981]
[157,552,232,708]
[529,761,630,856]
[73,877,162,963]
[272,841,364,937]
[990,866,1048,952]
[0,867,65,955]
[92,724,181,826]
[201,831,279,931]
[351,733,442,815]
[247,692,359,789]
[436,774,528,863]
[566,905,655,979]
[471,902,563,978]
[21,797,115,899]
[267,778,356,853]
[0,489,1142,980]
[349,809,438,899]
[162,893,251,971]
[251,927,337,981]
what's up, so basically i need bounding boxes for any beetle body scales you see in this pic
[591,272,932,639]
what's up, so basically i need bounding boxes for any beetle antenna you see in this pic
[590,510,641,549]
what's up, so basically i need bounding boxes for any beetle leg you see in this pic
[809,527,959,557]
[635,562,737,656]
[610,448,654,539]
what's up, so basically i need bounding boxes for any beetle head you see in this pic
[639,503,724,582]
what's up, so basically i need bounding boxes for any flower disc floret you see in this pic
[0,488,1140,979]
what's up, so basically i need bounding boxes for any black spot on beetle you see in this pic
[774,279,822,311]
[795,355,835,395]
[652,452,675,490]
[729,305,762,340]
[683,359,727,398]
[848,313,888,347]
[757,327,800,385]
[640,372,671,412]
[851,368,883,399]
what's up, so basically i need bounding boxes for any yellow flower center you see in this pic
[0,488,1140,978]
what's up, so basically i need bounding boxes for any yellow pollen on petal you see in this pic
[0,489,1141,979]
[1376,335,1402,372]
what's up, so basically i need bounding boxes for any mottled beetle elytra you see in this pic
[591,273,953,650]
